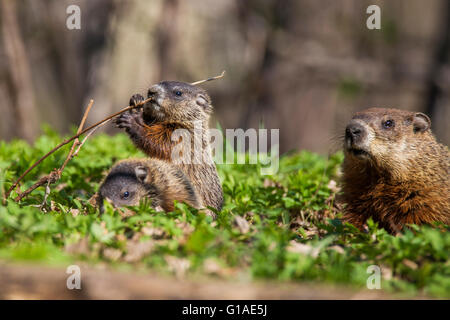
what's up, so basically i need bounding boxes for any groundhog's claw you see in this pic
[115,97,145,134]
[115,93,146,131]
[129,93,146,108]
[116,111,144,129]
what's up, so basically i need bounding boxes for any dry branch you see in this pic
[61,99,94,171]
[190,71,225,85]
[14,100,95,202]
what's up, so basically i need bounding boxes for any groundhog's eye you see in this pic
[382,119,395,129]
[174,90,183,97]
[123,191,130,198]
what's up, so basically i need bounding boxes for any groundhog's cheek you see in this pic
[376,137,407,161]
[370,142,405,171]
[365,127,375,143]
[174,105,197,120]
[369,141,392,162]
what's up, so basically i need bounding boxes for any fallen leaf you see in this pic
[175,220,195,235]
[55,183,68,192]
[165,256,190,278]
[118,208,135,218]
[142,227,165,239]
[116,234,127,242]
[65,237,90,256]
[88,193,101,207]
[203,258,223,275]
[381,265,393,280]
[287,240,320,258]
[70,208,80,217]
[233,215,250,234]
[103,248,122,261]
[263,179,283,188]
[402,259,418,270]
[124,240,155,263]
[329,245,345,254]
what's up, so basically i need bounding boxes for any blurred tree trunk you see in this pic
[236,0,293,129]
[156,0,179,79]
[0,0,38,142]
[424,0,450,141]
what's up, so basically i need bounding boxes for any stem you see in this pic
[190,71,225,85]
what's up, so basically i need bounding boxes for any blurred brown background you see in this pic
[0,0,449,154]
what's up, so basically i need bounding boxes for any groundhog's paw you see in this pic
[115,93,146,130]
[115,110,144,131]
[129,93,146,108]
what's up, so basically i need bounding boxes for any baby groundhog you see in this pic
[98,159,200,212]
[341,107,449,233]
[115,81,223,212]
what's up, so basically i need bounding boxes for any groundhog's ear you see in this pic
[135,166,148,183]
[413,113,431,133]
[196,93,211,110]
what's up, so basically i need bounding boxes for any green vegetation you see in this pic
[0,127,449,298]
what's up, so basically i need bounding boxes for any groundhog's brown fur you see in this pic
[97,158,200,212]
[115,81,223,212]
[341,107,450,233]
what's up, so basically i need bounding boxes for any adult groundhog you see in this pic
[98,159,200,212]
[341,107,449,233]
[115,81,223,213]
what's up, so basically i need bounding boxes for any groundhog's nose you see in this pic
[147,88,158,98]
[345,121,366,144]
[147,85,163,99]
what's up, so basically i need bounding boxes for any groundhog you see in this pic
[341,107,450,233]
[115,81,223,213]
[98,158,200,212]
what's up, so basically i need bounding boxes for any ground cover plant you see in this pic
[0,127,449,298]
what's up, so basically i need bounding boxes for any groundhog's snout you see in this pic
[147,85,163,107]
[345,120,369,155]
[147,85,161,99]
[144,85,165,120]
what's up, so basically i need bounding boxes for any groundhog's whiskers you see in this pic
[328,133,345,155]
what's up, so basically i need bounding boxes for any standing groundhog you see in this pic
[341,107,450,233]
[98,158,200,212]
[115,81,223,212]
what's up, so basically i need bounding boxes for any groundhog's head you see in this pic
[344,108,432,171]
[143,81,212,123]
[98,160,162,210]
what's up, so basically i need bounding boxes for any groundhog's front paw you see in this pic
[115,109,144,132]
[115,93,146,131]
[129,94,146,107]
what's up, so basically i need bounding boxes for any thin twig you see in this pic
[13,100,95,202]
[17,100,95,205]
[39,179,52,211]
[61,99,94,171]
[190,71,225,85]
[73,118,111,157]
[14,169,60,202]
